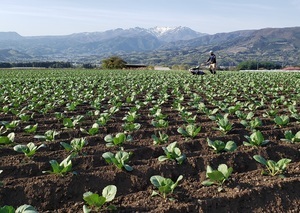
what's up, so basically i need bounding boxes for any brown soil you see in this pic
[1,99,300,213]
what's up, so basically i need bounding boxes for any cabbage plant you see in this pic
[158,141,186,164]
[253,155,291,177]
[83,185,117,212]
[23,124,38,134]
[13,142,46,157]
[60,138,87,155]
[207,138,237,153]
[42,155,73,176]
[102,150,133,171]
[150,175,183,199]
[0,204,38,213]
[243,131,269,147]
[80,123,99,136]
[280,130,300,143]
[104,133,133,147]
[151,131,169,145]
[34,130,59,141]
[201,164,233,192]
[274,115,290,128]
[177,124,201,139]
[0,132,15,145]
[214,114,233,134]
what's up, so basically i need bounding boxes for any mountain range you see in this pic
[0,26,299,67]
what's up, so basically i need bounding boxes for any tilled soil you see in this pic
[1,100,299,213]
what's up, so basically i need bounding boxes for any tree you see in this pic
[0,62,12,68]
[101,56,127,69]
[82,63,95,69]
[236,60,281,70]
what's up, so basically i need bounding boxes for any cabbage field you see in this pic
[0,69,299,212]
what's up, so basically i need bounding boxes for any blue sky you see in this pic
[0,0,299,36]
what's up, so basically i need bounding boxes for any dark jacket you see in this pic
[207,53,216,64]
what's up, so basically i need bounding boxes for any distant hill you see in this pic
[0,26,299,67]
[0,49,32,61]
[0,32,23,41]
[151,27,300,66]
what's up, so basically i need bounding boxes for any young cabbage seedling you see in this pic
[240,117,262,131]
[42,155,73,176]
[172,102,185,112]
[253,155,291,177]
[150,175,183,199]
[1,120,20,131]
[62,118,76,129]
[104,133,133,147]
[16,204,38,213]
[0,204,38,213]
[280,130,300,143]
[236,111,254,121]
[151,119,169,128]
[274,115,290,128]
[13,142,46,158]
[60,138,87,155]
[243,131,269,147]
[23,124,38,134]
[66,101,79,111]
[198,103,218,118]
[102,150,133,171]
[158,141,186,164]
[54,112,65,121]
[207,138,237,153]
[122,122,141,132]
[97,113,111,126]
[227,104,241,115]
[183,114,197,124]
[179,110,196,124]
[63,115,84,129]
[201,164,233,192]
[177,124,201,139]
[149,107,167,119]
[34,130,59,141]
[80,123,99,136]
[83,185,117,212]
[0,132,15,145]
[122,111,139,123]
[0,205,14,212]
[214,115,233,134]
[288,105,300,121]
[151,131,169,145]
[18,112,34,122]
[263,108,278,118]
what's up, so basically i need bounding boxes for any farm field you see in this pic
[0,69,299,213]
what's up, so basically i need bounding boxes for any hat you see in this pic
[209,50,213,53]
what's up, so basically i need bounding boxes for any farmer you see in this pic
[206,51,217,74]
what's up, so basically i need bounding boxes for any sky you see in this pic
[0,0,299,36]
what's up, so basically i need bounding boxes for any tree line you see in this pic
[236,60,282,70]
[0,61,72,68]
[0,58,283,70]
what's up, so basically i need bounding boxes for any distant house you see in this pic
[154,66,171,71]
[124,64,147,69]
[283,66,300,71]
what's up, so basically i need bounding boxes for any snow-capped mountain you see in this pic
[148,26,207,42]
[0,26,299,66]
[148,26,176,36]
[61,26,203,44]
[0,26,206,60]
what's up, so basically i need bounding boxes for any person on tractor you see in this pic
[207,51,217,74]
